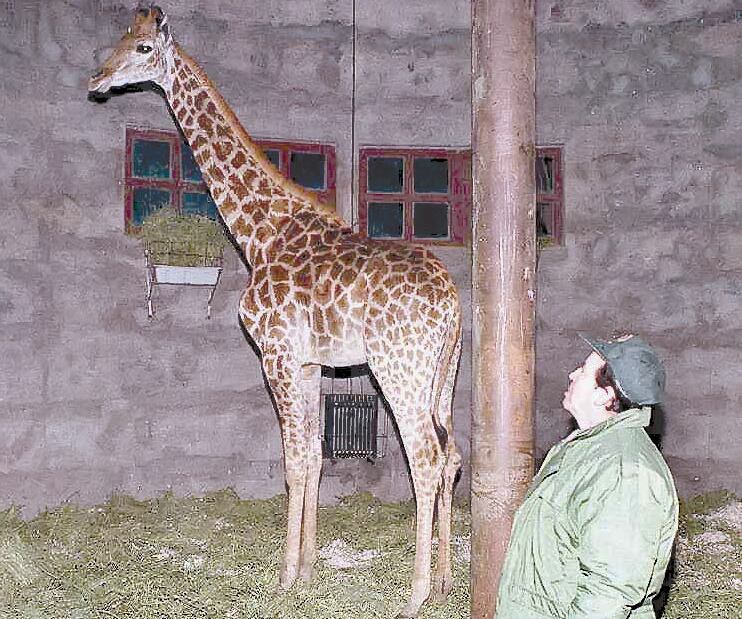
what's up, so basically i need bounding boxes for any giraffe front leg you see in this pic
[298,363,322,582]
[261,349,308,591]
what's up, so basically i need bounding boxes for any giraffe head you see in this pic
[89,4,174,95]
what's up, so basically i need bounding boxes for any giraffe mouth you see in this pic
[88,70,113,94]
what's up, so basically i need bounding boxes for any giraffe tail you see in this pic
[430,308,462,454]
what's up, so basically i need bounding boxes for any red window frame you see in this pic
[124,127,337,233]
[257,139,337,207]
[358,147,472,246]
[536,146,564,246]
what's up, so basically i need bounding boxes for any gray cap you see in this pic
[580,334,666,406]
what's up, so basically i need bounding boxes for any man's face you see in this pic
[562,351,607,416]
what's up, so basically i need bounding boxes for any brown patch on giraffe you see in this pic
[293,264,312,288]
[172,80,181,97]
[194,91,208,110]
[198,114,213,132]
[211,186,224,201]
[231,150,246,169]
[371,288,388,306]
[206,101,217,116]
[183,115,194,128]
[242,168,258,187]
[273,281,290,305]
[340,269,356,288]
[216,124,231,139]
[270,264,289,283]
[171,96,181,110]
[192,134,208,152]
[255,225,272,245]
[257,177,272,195]
[258,280,270,306]
[186,94,193,106]
[273,198,291,215]
[312,307,326,333]
[177,106,187,122]
[233,216,254,239]
[230,175,249,200]
[206,164,225,183]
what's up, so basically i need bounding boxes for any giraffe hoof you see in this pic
[298,563,315,583]
[396,599,423,618]
[431,572,454,603]
[278,567,298,590]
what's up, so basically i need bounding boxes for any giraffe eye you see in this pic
[136,44,153,54]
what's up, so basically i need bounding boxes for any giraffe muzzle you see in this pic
[88,69,112,93]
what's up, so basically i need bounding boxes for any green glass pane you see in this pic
[181,142,203,182]
[536,156,554,193]
[132,188,171,226]
[133,139,171,179]
[413,157,448,194]
[368,157,403,193]
[290,152,325,189]
[183,192,218,220]
[413,202,449,239]
[368,202,403,238]
[265,149,280,168]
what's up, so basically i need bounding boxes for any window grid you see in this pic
[124,127,337,233]
[536,146,564,246]
[359,147,472,246]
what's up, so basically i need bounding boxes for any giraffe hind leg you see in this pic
[432,336,462,602]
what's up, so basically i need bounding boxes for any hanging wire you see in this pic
[350,0,358,229]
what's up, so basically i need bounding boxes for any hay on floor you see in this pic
[0,490,739,618]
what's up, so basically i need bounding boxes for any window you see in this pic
[359,148,471,246]
[124,127,337,232]
[535,146,563,246]
[359,145,563,247]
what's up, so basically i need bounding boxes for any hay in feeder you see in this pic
[139,208,229,267]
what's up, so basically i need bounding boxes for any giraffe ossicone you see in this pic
[89,6,462,616]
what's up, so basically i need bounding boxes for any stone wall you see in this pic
[534,0,742,496]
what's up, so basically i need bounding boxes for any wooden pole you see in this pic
[470,0,536,617]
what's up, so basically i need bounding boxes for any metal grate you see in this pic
[323,393,379,459]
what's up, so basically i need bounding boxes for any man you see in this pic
[495,334,678,619]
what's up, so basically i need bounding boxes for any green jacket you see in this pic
[495,408,678,619]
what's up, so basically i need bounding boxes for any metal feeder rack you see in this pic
[321,369,390,460]
[144,239,224,319]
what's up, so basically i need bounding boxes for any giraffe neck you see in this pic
[161,46,344,266]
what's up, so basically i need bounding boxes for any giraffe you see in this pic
[89,6,462,616]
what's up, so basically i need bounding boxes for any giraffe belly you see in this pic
[310,330,367,367]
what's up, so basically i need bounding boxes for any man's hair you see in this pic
[596,363,634,412]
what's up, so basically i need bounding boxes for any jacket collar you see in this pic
[569,406,651,442]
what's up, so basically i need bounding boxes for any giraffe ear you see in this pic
[150,5,171,40]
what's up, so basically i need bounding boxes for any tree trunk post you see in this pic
[470,0,537,617]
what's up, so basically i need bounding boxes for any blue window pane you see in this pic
[414,157,448,194]
[368,202,403,238]
[183,192,218,220]
[290,152,326,189]
[181,142,203,182]
[413,202,449,239]
[132,188,171,226]
[133,139,171,179]
[265,149,280,168]
[368,157,403,193]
